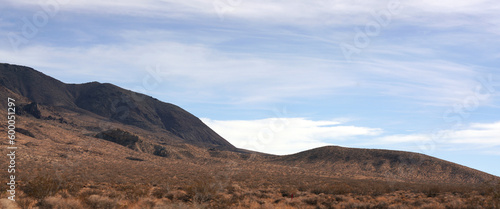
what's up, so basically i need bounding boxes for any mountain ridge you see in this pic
[0,63,235,150]
[1,62,499,186]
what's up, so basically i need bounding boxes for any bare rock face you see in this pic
[16,102,42,119]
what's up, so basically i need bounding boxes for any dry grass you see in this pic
[5,175,498,209]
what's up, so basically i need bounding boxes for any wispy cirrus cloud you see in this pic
[0,32,494,108]
[5,0,500,29]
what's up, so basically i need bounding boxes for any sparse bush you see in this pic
[303,197,318,205]
[311,184,350,195]
[115,183,149,201]
[226,183,241,194]
[17,197,37,209]
[186,177,218,203]
[83,195,118,209]
[135,198,156,209]
[425,186,440,197]
[78,187,104,200]
[39,196,83,209]
[152,185,170,199]
[373,201,389,209]
[279,187,297,198]
[23,174,62,200]
[173,190,191,202]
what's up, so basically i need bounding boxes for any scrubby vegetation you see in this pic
[2,172,499,209]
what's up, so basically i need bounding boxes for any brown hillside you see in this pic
[272,146,498,184]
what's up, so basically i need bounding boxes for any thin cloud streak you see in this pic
[5,0,500,31]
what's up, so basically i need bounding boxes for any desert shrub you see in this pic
[135,198,156,209]
[17,197,37,209]
[78,187,104,200]
[226,183,241,194]
[425,186,441,197]
[208,196,237,209]
[115,183,149,201]
[38,196,83,209]
[173,190,191,202]
[343,202,372,209]
[372,201,389,209]
[311,184,350,195]
[279,187,297,198]
[303,197,318,205]
[334,195,346,202]
[152,184,170,198]
[186,177,218,203]
[63,181,85,197]
[23,174,62,200]
[83,195,118,209]
[298,184,310,192]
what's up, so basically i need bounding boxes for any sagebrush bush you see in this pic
[115,183,149,201]
[302,197,318,205]
[152,184,170,199]
[16,197,37,209]
[311,184,350,195]
[39,196,83,209]
[186,177,218,203]
[279,187,297,198]
[83,195,118,209]
[23,174,62,200]
[425,186,441,197]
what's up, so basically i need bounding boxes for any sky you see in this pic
[1,0,499,176]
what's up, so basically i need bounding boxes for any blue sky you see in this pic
[1,0,500,176]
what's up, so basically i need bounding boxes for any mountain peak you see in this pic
[0,63,235,150]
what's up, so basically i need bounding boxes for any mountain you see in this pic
[0,63,235,150]
[0,62,498,191]
[273,146,496,184]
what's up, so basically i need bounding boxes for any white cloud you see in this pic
[366,121,500,155]
[201,117,382,155]
[203,118,500,155]
[445,122,500,145]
